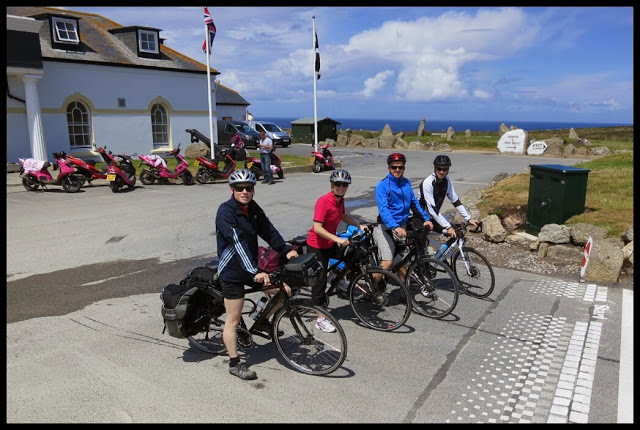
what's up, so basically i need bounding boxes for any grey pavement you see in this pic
[6,148,632,423]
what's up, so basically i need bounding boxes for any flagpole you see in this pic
[312,16,318,153]
[204,12,215,158]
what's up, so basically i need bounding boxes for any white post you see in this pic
[22,74,48,161]
[204,19,215,157]
[313,16,319,152]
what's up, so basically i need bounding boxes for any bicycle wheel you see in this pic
[187,288,227,354]
[452,247,495,299]
[406,257,459,319]
[272,303,347,376]
[349,268,411,331]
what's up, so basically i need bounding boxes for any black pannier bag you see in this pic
[283,253,323,289]
[160,281,209,338]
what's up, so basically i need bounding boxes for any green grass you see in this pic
[477,151,633,238]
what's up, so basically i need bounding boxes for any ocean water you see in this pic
[259,116,631,133]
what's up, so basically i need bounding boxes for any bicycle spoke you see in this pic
[453,247,495,299]
[349,269,411,331]
[273,304,347,375]
[407,257,459,319]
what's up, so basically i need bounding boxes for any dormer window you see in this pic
[138,29,158,54]
[52,16,79,44]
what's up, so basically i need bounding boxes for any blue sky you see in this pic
[63,6,633,124]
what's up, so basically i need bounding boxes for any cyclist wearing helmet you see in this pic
[417,154,479,239]
[307,169,368,332]
[374,153,433,281]
[215,169,298,380]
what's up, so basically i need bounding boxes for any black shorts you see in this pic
[220,279,264,300]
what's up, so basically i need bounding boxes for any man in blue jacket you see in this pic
[216,169,297,380]
[373,153,433,281]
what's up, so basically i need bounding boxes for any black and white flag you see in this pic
[315,30,321,80]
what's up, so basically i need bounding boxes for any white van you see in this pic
[249,121,292,147]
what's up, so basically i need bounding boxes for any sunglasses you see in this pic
[389,165,405,171]
[436,167,449,172]
[232,185,255,192]
[333,182,349,188]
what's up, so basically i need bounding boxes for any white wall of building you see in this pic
[6,61,218,162]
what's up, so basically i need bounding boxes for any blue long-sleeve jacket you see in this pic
[376,172,431,229]
[216,196,291,285]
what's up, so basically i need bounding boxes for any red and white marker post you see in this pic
[579,236,593,283]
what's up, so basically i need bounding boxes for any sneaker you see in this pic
[268,181,275,185]
[229,363,257,380]
[315,317,337,333]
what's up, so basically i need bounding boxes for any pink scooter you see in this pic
[138,144,194,185]
[19,152,84,193]
[311,143,336,173]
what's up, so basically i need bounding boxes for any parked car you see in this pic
[249,120,293,148]
[217,120,260,149]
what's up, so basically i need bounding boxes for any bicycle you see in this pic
[290,223,412,332]
[431,221,495,299]
[372,222,460,319]
[183,253,348,376]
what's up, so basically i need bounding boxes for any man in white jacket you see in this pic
[417,154,479,239]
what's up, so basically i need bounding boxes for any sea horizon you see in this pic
[257,116,632,133]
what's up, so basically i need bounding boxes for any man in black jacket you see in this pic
[215,169,297,380]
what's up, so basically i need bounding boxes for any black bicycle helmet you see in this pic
[228,168,257,185]
[329,169,352,184]
[433,154,451,167]
[387,153,406,165]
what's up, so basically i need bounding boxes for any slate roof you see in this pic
[291,117,341,125]
[6,6,217,75]
[216,83,249,106]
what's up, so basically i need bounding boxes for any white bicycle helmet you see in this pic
[228,169,257,185]
[329,169,352,184]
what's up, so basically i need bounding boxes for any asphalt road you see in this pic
[6,146,633,423]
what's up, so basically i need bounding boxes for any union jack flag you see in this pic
[202,7,216,54]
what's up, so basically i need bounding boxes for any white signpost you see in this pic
[497,129,526,154]
[527,140,548,155]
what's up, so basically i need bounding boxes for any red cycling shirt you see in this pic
[306,191,345,249]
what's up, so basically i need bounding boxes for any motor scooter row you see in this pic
[97,146,137,192]
[311,143,336,173]
[19,152,84,193]
[138,144,194,186]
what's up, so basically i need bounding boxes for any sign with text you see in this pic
[527,140,548,155]
[497,129,526,154]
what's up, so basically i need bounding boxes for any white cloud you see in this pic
[361,70,394,97]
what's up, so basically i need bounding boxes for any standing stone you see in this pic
[465,129,471,137]
[446,126,455,141]
[381,124,393,136]
[499,123,509,136]
[569,128,579,139]
[417,118,425,137]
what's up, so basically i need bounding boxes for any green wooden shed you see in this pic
[290,117,341,144]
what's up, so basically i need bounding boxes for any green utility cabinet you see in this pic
[526,164,590,235]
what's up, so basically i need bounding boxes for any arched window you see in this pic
[151,103,169,148]
[66,101,91,148]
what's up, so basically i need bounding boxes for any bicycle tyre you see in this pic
[187,288,227,354]
[272,303,347,376]
[406,256,459,319]
[349,268,411,331]
[452,247,495,299]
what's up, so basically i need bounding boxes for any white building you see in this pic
[6,6,250,164]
